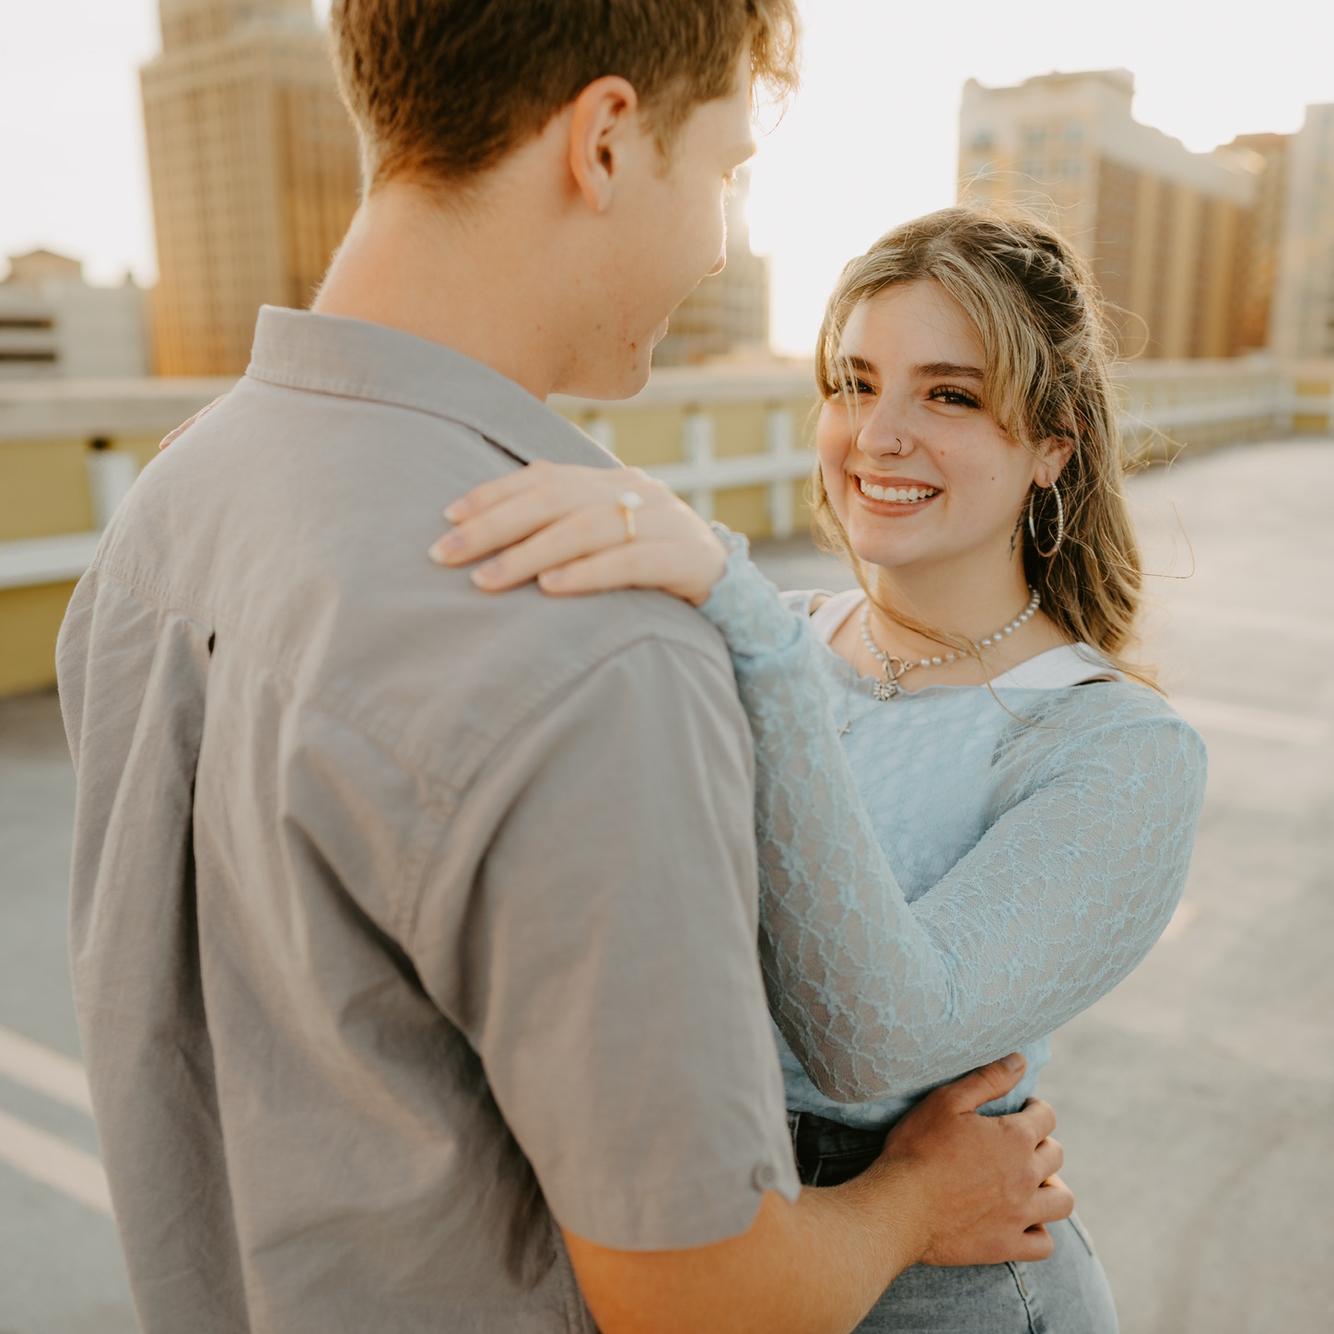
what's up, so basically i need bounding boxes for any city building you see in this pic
[1220,133,1291,353]
[141,0,361,376]
[0,250,150,380]
[958,69,1261,359]
[655,169,773,366]
[1271,104,1334,359]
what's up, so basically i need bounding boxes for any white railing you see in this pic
[1,358,1331,593]
[580,405,814,536]
[0,531,101,592]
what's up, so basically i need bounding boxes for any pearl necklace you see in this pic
[858,587,1041,701]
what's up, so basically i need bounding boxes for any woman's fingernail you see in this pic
[471,561,502,586]
[539,569,565,589]
[444,501,467,523]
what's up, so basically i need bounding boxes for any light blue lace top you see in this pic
[698,530,1208,1130]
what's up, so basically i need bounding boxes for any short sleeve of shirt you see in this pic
[408,634,800,1251]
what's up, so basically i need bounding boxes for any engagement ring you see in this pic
[617,490,645,542]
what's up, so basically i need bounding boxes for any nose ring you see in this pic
[890,437,904,456]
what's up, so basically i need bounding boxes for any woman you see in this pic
[430,206,1208,1331]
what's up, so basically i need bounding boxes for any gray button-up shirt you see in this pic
[56,307,800,1333]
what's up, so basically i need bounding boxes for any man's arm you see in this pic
[564,1054,1071,1334]
[409,627,1068,1333]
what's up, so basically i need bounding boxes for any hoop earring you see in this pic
[1026,479,1064,558]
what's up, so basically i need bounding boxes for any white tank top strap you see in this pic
[808,587,866,644]
[990,643,1123,688]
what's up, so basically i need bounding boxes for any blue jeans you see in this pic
[787,1111,1120,1334]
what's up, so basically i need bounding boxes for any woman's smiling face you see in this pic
[817,278,1060,576]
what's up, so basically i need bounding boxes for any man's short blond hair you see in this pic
[331,0,800,191]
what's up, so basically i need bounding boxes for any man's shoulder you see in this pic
[104,385,738,788]
[346,575,737,764]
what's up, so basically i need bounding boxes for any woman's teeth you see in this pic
[857,478,939,504]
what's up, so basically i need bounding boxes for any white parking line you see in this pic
[0,1024,93,1114]
[0,1106,111,1216]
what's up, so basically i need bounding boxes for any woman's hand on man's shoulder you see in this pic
[427,460,729,607]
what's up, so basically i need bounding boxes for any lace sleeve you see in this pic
[698,529,1208,1102]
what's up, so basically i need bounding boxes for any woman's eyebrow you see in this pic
[915,361,984,379]
[837,354,878,375]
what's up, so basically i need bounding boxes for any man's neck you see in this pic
[313,181,567,400]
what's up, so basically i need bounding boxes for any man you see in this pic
[58,4,1072,1331]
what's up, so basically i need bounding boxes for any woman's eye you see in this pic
[831,378,874,398]
[931,386,981,408]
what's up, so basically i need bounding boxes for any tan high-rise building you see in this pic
[1271,104,1334,360]
[655,169,771,366]
[1221,133,1290,353]
[958,70,1261,359]
[142,0,361,376]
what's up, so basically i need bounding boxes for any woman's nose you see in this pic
[857,406,913,464]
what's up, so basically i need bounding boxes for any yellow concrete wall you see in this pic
[569,407,680,468]
[0,582,78,696]
[711,404,770,460]
[561,397,819,470]
[116,437,165,472]
[1292,371,1332,435]
[0,439,96,538]
[0,436,169,695]
[1294,414,1332,434]
[715,484,777,537]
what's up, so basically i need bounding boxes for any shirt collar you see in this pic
[246,305,618,470]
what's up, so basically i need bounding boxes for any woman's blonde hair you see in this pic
[812,205,1154,688]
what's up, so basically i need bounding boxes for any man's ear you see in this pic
[566,76,641,213]
[1034,436,1075,488]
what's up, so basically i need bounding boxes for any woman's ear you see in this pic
[1034,435,1075,488]
[566,76,640,213]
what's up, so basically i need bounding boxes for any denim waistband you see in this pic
[787,1110,889,1187]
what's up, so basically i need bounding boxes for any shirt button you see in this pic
[752,1162,778,1191]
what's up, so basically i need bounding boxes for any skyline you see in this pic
[4,0,1334,355]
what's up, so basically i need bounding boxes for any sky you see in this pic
[3,0,1333,355]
